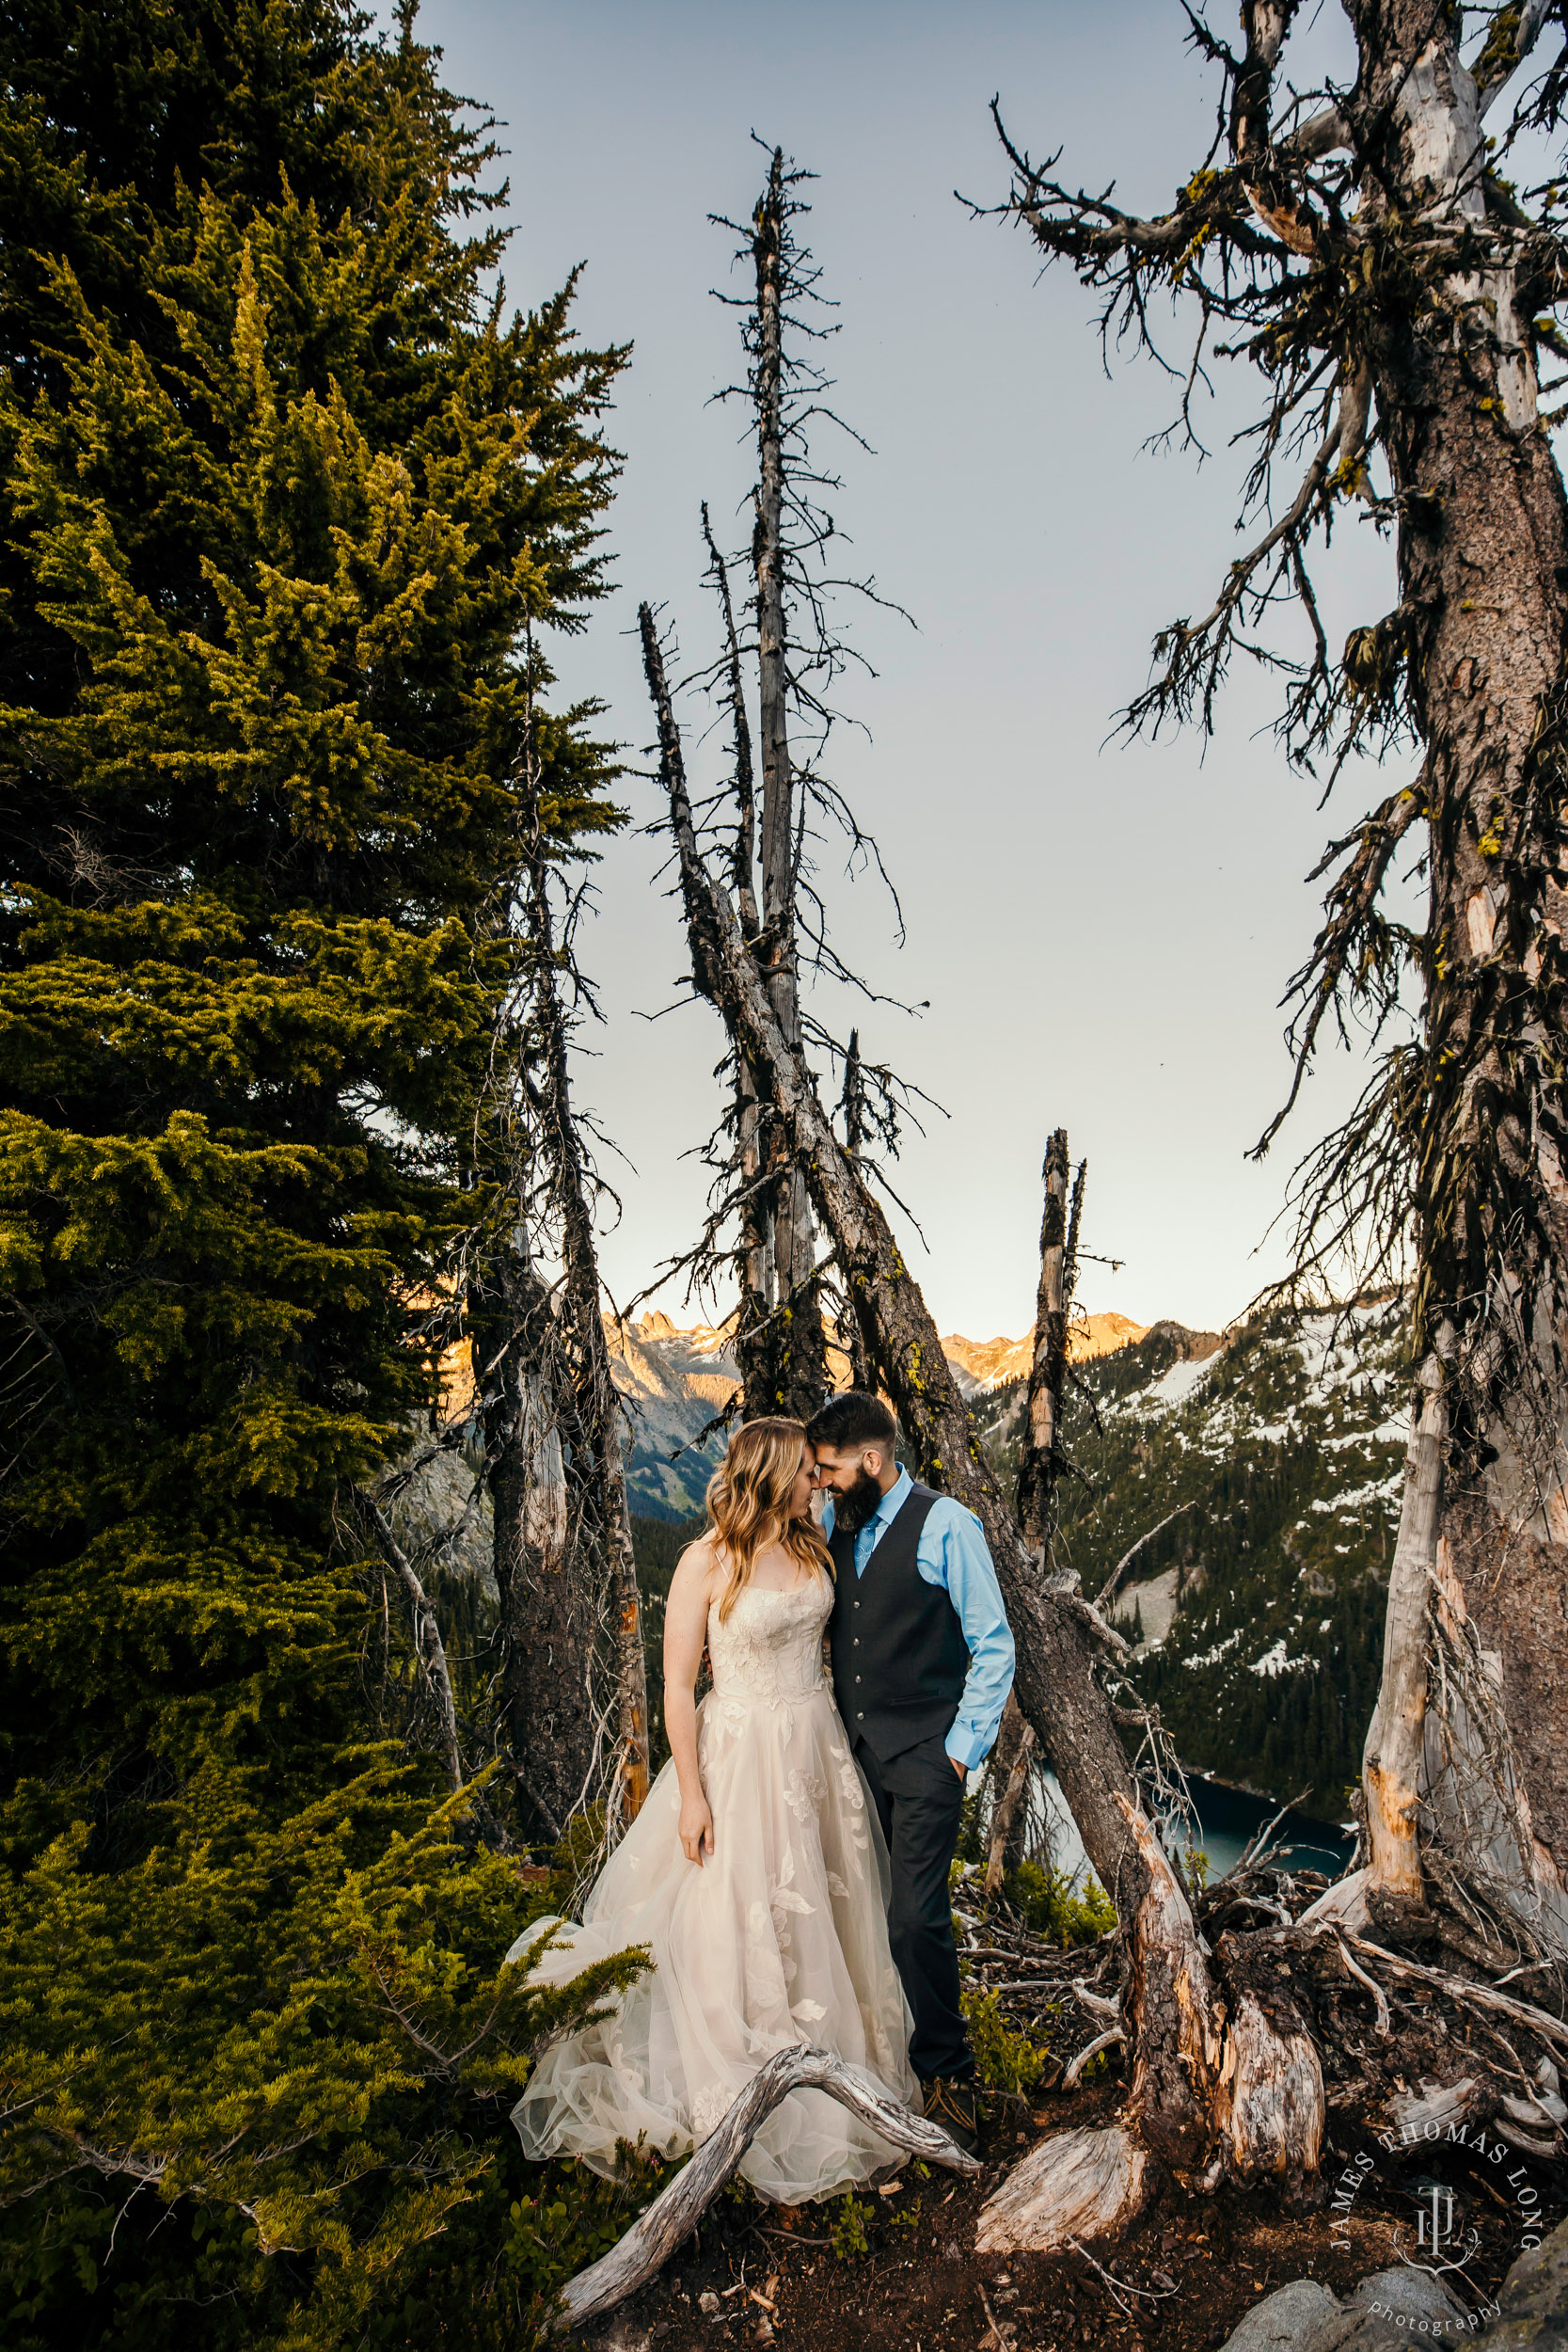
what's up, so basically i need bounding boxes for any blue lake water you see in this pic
[1037,1769,1353,1890]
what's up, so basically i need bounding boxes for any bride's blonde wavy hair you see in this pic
[705,1417,830,1623]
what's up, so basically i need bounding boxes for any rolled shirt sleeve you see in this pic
[917,1501,1016,1772]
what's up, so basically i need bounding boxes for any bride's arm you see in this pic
[664,1541,717,1866]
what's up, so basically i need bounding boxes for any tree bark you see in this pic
[974,2123,1152,2257]
[1349,0,1568,1947]
[1363,1354,1443,1910]
[640,601,1323,2183]
[476,1240,584,1845]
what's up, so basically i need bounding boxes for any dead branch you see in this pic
[1253,781,1424,1160]
[555,2046,977,2329]
[1063,2026,1129,2089]
[363,1496,465,1796]
[1093,1504,1194,1613]
[1338,1931,1568,2056]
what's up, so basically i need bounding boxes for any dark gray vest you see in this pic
[828,1482,971,1762]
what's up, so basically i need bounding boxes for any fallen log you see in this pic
[555,2046,978,2330]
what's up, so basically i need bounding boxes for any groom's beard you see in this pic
[830,1468,883,1536]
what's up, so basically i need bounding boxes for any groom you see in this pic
[806,1390,1015,2153]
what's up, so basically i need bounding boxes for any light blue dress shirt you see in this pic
[821,1467,1016,1772]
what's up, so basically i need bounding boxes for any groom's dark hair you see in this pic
[806,1390,897,1454]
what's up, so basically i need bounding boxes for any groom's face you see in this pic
[812,1444,887,1535]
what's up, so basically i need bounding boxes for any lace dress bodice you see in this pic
[705,1570,832,1709]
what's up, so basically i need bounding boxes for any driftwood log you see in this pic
[554,2047,978,2330]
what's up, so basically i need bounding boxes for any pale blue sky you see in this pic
[420,0,1413,1336]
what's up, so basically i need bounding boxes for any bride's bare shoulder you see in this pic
[671,1531,722,1599]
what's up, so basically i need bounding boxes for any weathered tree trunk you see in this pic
[1017,1129,1077,1545]
[476,1239,584,1845]
[975,2123,1151,2257]
[365,1497,466,1797]
[703,502,774,1418]
[640,601,1323,2186]
[986,1131,1081,1899]
[1350,0,1568,1949]
[521,751,651,1832]
[836,1028,876,1391]
[750,149,828,1423]
[981,1712,1035,1902]
[1362,1354,1444,1915]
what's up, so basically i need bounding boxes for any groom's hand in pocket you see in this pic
[680,1791,716,1866]
[951,1757,967,1783]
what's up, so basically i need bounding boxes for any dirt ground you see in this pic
[590,2077,1565,2352]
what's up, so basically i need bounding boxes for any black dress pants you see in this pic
[853,1731,974,2083]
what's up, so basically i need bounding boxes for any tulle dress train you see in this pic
[506,1564,921,2202]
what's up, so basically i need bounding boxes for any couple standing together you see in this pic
[509,1391,1017,2202]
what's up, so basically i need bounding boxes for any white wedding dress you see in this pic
[506,1563,920,2202]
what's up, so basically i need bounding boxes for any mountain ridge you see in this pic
[611,1309,1156,1514]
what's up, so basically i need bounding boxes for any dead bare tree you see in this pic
[647,147,918,1417]
[985,1131,1085,1899]
[640,600,1325,2230]
[701,501,773,1412]
[696,151,837,1420]
[836,1028,877,1391]
[982,0,1568,1962]
[747,150,825,1421]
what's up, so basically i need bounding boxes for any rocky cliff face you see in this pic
[607,1313,748,1519]
[941,1313,1149,1394]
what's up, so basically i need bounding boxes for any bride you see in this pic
[506,1417,921,2202]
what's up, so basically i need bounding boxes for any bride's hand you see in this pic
[679,1790,715,1866]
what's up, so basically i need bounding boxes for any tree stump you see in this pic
[974,2125,1153,2257]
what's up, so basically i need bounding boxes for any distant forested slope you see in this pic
[978,1303,1406,1821]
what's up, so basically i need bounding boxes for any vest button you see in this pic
[853,1637,859,1645]
[855,1675,861,1683]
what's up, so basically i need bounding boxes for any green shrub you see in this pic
[960,1984,1058,2095]
[1005,1858,1117,1947]
[830,2193,873,2261]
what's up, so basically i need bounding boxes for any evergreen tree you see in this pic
[0,6,640,2343]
